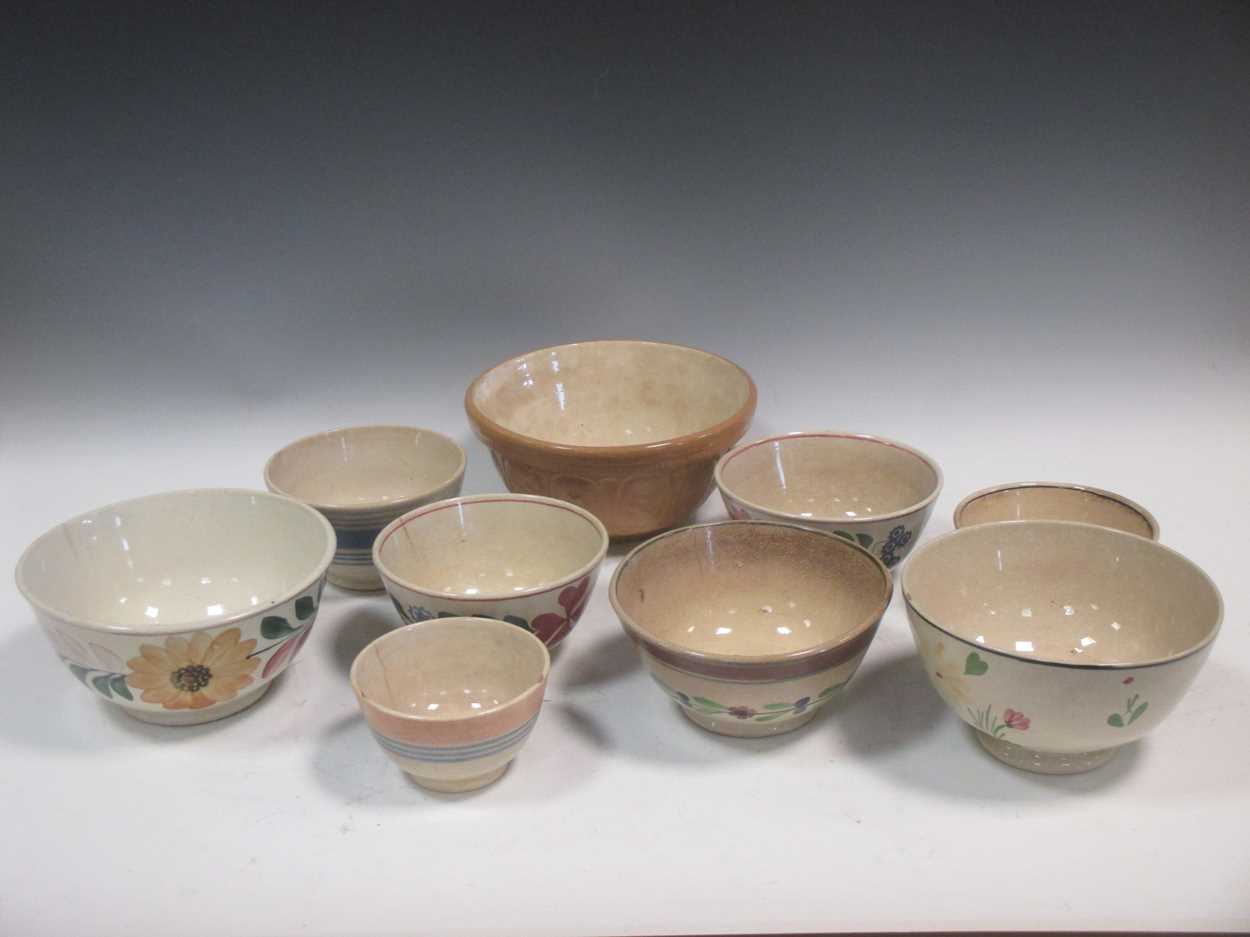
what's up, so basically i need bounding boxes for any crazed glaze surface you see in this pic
[715,432,941,567]
[374,494,608,647]
[611,521,891,737]
[954,482,1158,540]
[264,426,465,591]
[466,340,757,538]
[351,618,550,792]
[15,489,335,725]
[903,521,1222,773]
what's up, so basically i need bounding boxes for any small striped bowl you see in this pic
[264,425,466,591]
[350,617,550,792]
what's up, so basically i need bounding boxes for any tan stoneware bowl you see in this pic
[954,481,1159,540]
[15,489,335,726]
[610,521,892,737]
[903,521,1222,774]
[351,617,551,792]
[374,494,609,648]
[715,432,942,568]
[264,425,466,591]
[465,340,756,539]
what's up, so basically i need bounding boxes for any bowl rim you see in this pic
[349,616,551,722]
[262,424,468,515]
[609,519,893,667]
[464,338,758,460]
[14,487,337,636]
[714,431,944,525]
[372,493,610,602]
[952,480,1160,540]
[902,519,1223,670]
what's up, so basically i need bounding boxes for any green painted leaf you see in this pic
[91,674,113,699]
[261,616,297,639]
[110,675,133,701]
[691,696,724,710]
[1107,713,1125,727]
[761,703,793,710]
[856,533,874,549]
[832,530,855,543]
[818,684,840,697]
[753,713,785,722]
[295,596,316,621]
[67,663,91,687]
[1129,701,1148,724]
[964,652,989,676]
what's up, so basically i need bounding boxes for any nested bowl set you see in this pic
[15,340,1223,791]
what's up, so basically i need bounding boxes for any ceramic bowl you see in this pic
[903,521,1222,774]
[264,425,466,591]
[610,521,892,737]
[954,481,1159,540]
[15,489,335,726]
[465,339,756,538]
[374,494,609,648]
[715,432,942,568]
[351,617,550,792]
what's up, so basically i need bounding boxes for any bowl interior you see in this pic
[957,485,1155,538]
[353,619,547,717]
[471,341,752,447]
[17,490,331,630]
[904,522,1220,665]
[377,497,606,596]
[266,426,463,509]
[720,434,938,519]
[614,523,889,658]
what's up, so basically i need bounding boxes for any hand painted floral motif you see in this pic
[968,702,1030,738]
[125,628,259,711]
[660,682,843,723]
[253,592,321,680]
[62,658,133,702]
[924,639,988,706]
[832,529,875,550]
[1107,692,1148,728]
[393,597,530,632]
[878,525,913,567]
[528,576,591,645]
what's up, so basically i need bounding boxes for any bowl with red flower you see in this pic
[15,488,335,726]
[903,520,1222,774]
[373,494,608,649]
[609,520,892,737]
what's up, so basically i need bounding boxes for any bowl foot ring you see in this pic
[975,729,1118,775]
[408,762,511,793]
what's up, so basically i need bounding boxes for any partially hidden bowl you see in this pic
[954,481,1159,540]
[374,494,609,648]
[351,617,550,792]
[610,521,892,737]
[465,339,756,538]
[264,425,466,591]
[903,520,1222,774]
[715,432,942,568]
[15,488,335,726]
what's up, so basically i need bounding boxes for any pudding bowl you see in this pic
[465,340,757,538]
[351,617,551,792]
[715,432,942,568]
[954,481,1158,540]
[265,425,465,591]
[15,489,335,726]
[610,521,892,738]
[374,494,609,648]
[903,521,1222,774]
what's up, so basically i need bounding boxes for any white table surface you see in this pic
[4,6,1249,930]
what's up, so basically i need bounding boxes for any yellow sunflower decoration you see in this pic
[125,627,259,710]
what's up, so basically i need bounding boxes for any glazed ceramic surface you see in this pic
[264,425,466,591]
[374,494,608,648]
[351,617,550,792]
[903,521,1221,773]
[15,489,335,726]
[954,481,1159,540]
[465,340,756,538]
[715,432,942,568]
[610,521,892,737]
